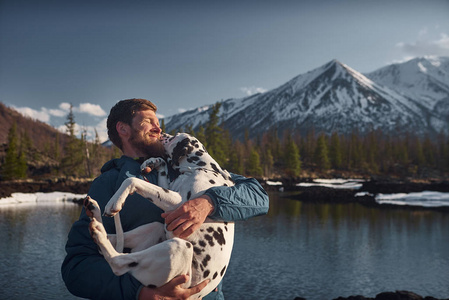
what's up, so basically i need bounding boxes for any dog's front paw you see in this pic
[84,196,101,219]
[89,218,108,245]
[140,157,165,174]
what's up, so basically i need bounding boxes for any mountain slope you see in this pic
[366,56,449,113]
[164,58,449,140]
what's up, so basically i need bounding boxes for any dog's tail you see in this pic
[114,213,124,253]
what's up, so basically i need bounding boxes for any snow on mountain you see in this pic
[366,56,449,111]
[163,57,449,140]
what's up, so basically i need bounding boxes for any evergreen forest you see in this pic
[1,103,448,181]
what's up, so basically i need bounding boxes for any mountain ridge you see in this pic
[164,57,449,140]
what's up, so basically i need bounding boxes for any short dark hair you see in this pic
[107,98,157,149]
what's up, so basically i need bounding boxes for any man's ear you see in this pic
[116,121,131,138]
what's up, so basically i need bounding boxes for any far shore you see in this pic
[1,177,449,211]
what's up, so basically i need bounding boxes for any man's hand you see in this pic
[139,275,209,300]
[161,195,214,239]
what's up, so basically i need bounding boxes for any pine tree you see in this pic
[195,125,206,146]
[61,104,85,177]
[329,132,342,169]
[2,122,26,179]
[205,103,227,166]
[262,148,274,177]
[284,135,301,177]
[314,134,330,170]
[160,119,166,133]
[246,148,263,177]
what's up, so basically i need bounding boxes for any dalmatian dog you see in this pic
[84,132,235,299]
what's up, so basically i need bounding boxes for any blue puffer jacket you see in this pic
[61,156,269,300]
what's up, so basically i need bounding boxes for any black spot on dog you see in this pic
[193,247,204,255]
[213,272,218,280]
[196,161,206,167]
[203,270,210,278]
[206,227,214,233]
[199,240,206,248]
[186,242,192,248]
[187,158,193,163]
[220,265,227,277]
[201,255,211,268]
[223,183,228,187]
[195,151,203,156]
[191,156,200,161]
[128,262,138,268]
[162,188,170,193]
[192,258,198,269]
[213,227,226,246]
[209,179,216,184]
[210,163,220,173]
[204,234,214,247]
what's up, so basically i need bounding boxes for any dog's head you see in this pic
[160,132,208,168]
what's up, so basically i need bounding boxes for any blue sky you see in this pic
[1,0,448,142]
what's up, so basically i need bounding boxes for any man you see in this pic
[62,98,269,300]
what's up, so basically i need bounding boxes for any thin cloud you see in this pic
[13,106,50,123]
[240,86,268,96]
[397,32,449,57]
[78,103,107,117]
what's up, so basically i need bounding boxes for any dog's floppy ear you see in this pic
[171,137,190,165]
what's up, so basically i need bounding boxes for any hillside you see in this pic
[0,102,68,147]
[0,102,115,179]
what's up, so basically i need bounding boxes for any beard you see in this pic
[128,128,165,158]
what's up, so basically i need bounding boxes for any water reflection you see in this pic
[0,194,448,300]
[0,203,82,300]
[223,192,449,300]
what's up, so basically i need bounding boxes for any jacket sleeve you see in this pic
[204,173,269,221]
[61,175,143,300]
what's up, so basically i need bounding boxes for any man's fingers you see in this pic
[175,222,196,239]
[170,274,189,287]
[162,208,182,225]
[188,279,210,296]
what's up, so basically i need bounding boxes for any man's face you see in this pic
[128,110,165,157]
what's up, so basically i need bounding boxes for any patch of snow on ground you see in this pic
[375,191,449,207]
[297,179,365,189]
[0,192,86,206]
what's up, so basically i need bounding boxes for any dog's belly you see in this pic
[180,221,235,295]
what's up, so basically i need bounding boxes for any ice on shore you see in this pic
[0,192,86,206]
[297,179,365,190]
[375,191,449,207]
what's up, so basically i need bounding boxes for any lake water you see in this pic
[0,192,448,300]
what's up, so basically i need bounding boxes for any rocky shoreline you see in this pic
[260,178,449,212]
[0,178,92,200]
[2,177,449,210]
[294,290,448,300]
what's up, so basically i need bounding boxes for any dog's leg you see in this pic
[141,157,170,189]
[84,196,102,221]
[84,196,124,251]
[122,222,166,253]
[90,217,192,287]
[105,177,184,216]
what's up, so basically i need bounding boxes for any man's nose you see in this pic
[152,125,161,133]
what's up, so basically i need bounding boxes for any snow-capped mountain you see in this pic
[366,56,449,121]
[163,57,449,140]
